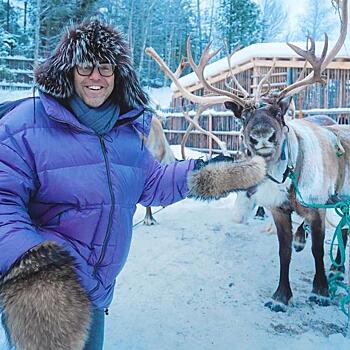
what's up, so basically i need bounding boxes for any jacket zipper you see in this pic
[93,135,116,277]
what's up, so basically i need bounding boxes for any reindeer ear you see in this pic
[224,102,244,118]
[278,97,293,117]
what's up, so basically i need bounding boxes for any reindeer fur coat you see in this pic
[253,119,350,209]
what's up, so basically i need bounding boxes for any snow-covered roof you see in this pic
[171,41,350,91]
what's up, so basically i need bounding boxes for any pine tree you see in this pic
[217,0,262,52]
[0,1,21,56]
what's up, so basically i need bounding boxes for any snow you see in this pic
[145,86,173,109]
[0,88,34,102]
[0,94,350,349]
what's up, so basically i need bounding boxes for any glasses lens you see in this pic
[76,65,94,76]
[98,64,114,77]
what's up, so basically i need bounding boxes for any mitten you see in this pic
[0,241,91,350]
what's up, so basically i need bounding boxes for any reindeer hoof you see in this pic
[293,240,306,252]
[143,218,158,226]
[329,264,345,281]
[264,300,288,312]
[308,294,330,306]
[254,206,267,220]
[328,270,345,282]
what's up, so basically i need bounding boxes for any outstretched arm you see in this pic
[139,149,266,206]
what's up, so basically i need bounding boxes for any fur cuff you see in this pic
[0,241,91,350]
[187,156,266,200]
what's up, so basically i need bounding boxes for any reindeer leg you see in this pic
[254,206,266,220]
[265,207,293,312]
[329,228,348,281]
[143,207,157,226]
[293,221,309,252]
[308,210,330,306]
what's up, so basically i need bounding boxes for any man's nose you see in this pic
[89,67,102,80]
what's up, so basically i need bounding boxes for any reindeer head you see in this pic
[225,98,292,162]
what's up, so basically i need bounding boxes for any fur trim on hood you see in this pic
[34,19,149,109]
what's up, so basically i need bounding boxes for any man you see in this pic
[0,20,265,349]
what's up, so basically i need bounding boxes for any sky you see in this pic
[282,0,307,25]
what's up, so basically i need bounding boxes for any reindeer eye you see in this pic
[250,136,258,145]
[268,132,276,142]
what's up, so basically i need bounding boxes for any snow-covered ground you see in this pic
[0,88,34,102]
[103,197,350,350]
[0,91,350,349]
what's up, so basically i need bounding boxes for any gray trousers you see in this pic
[84,309,105,350]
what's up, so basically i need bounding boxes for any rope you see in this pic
[288,170,350,315]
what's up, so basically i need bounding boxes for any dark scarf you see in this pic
[68,94,120,135]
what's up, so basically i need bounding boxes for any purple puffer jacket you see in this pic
[0,92,195,308]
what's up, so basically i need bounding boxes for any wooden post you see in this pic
[208,112,213,159]
[252,61,258,97]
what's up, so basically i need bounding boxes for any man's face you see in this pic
[73,65,115,108]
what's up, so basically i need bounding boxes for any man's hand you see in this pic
[0,241,91,350]
[188,155,266,200]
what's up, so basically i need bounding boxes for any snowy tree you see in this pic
[143,0,196,86]
[294,0,338,41]
[217,0,262,52]
[0,0,22,55]
[0,27,17,56]
[96,0,196,87]
[259,0,287,42]
[75,0,98,21]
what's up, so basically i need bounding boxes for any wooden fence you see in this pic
[161,108,350,156]
[0,56,35,90]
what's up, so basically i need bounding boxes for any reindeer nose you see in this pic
[252,126,275,140]
[249,135,259,145]
[268,131,276,142]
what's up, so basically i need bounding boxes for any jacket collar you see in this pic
[40,91,151,136]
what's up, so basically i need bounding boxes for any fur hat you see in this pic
[34,19,149,109]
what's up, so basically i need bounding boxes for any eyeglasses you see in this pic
[76,63,115,77]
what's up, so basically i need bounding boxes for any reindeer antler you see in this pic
[185,38,248,107]
[146,47,232,106]
[146,40,248,158]
[277,0,348,101]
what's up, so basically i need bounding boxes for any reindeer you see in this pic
[224,3,349,311]
[143,116,176,225]
[146,0,349,312]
